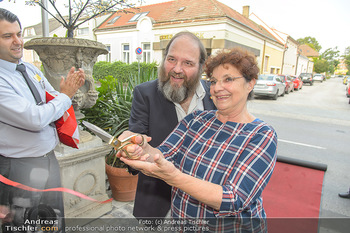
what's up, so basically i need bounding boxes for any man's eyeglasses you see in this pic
[206,76,244,88]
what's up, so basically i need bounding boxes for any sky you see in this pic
[1,0,349,55]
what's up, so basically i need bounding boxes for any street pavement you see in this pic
[248,78,350,232]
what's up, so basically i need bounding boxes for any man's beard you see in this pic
[158,67,200,103]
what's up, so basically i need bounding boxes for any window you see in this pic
[142,43,151,63]
[104,45,111,62]
[270,67,275,74]
[122,44,130,63]
[26,27,35,36]
[264,55,269,72]
[77,27,89,35]
[129,12,149,22]
[107,16,120,24]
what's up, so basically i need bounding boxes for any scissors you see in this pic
[82,121,144,159]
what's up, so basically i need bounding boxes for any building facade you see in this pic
[296,54,312,74]
[95,0,284,74]
[298,44,319,74]
[249,12,300,75]
[23,0,291,75]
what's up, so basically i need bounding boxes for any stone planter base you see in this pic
[57,137,112,218]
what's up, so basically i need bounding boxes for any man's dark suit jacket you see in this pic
[128,79,216,218]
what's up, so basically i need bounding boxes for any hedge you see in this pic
[93,61,158,83]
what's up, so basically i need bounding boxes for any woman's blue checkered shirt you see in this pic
[158,110,277,232]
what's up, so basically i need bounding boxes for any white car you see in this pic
[313,74,326,82]
[253,74,286,100]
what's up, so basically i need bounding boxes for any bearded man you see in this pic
[128,31,216,221]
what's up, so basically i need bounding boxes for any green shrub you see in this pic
[92,61,112,81]
[93,61,158,83]
[83,62,158,167]
[82,67,157,136]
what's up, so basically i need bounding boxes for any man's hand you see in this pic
[0,205,11,223]
[60,67,85,98]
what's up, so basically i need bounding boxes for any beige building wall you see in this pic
[97,17,274,67]
[147,19,277,71]
[262,43,284,74]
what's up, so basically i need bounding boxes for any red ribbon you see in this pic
[0,174,112,204]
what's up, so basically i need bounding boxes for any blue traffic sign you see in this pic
[136,47,143,55]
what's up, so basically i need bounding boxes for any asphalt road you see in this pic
[248,78,350,232]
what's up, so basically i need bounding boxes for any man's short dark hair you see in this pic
[164,31,207,67]
[0,8,22,29]
[162,31,207,76]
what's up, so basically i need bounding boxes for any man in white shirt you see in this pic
[0,8,85,232]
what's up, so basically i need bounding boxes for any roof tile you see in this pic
[97,0,279,42]
[299,44,320,57]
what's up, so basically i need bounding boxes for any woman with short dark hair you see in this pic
[119,47,277,232]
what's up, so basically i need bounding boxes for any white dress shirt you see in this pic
[0,59,72,158]
[174,82,205,122]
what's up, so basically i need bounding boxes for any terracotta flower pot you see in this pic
[105,163,138,202]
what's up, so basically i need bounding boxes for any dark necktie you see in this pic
[16,63,43,105]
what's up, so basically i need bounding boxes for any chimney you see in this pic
[242,5,250,18]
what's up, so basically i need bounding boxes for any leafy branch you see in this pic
[9,0,143,37]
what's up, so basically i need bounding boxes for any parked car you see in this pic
[299,73,314,85]
[347,82,350,104]
[291,75,303,90]
[278,74,294,94]
[253,74,285,100]
[313,73,326,82]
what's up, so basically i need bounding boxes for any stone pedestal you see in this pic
[57,135,112,218]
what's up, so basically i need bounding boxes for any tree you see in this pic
[320,47,340,74]
[8,0,143,38]
[297,36,322,52]
[321,47,339,61]
[328,59,340,74]
[314,59,329,73]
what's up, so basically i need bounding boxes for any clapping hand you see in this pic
[60,67,85,98]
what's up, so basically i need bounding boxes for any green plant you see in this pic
[93,61,158,83]
[105,148,125,168]
[82,67,157,167]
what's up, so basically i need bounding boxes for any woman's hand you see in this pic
[122,154,222,210]
[116,131,151,160]
[120,154,179,185]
